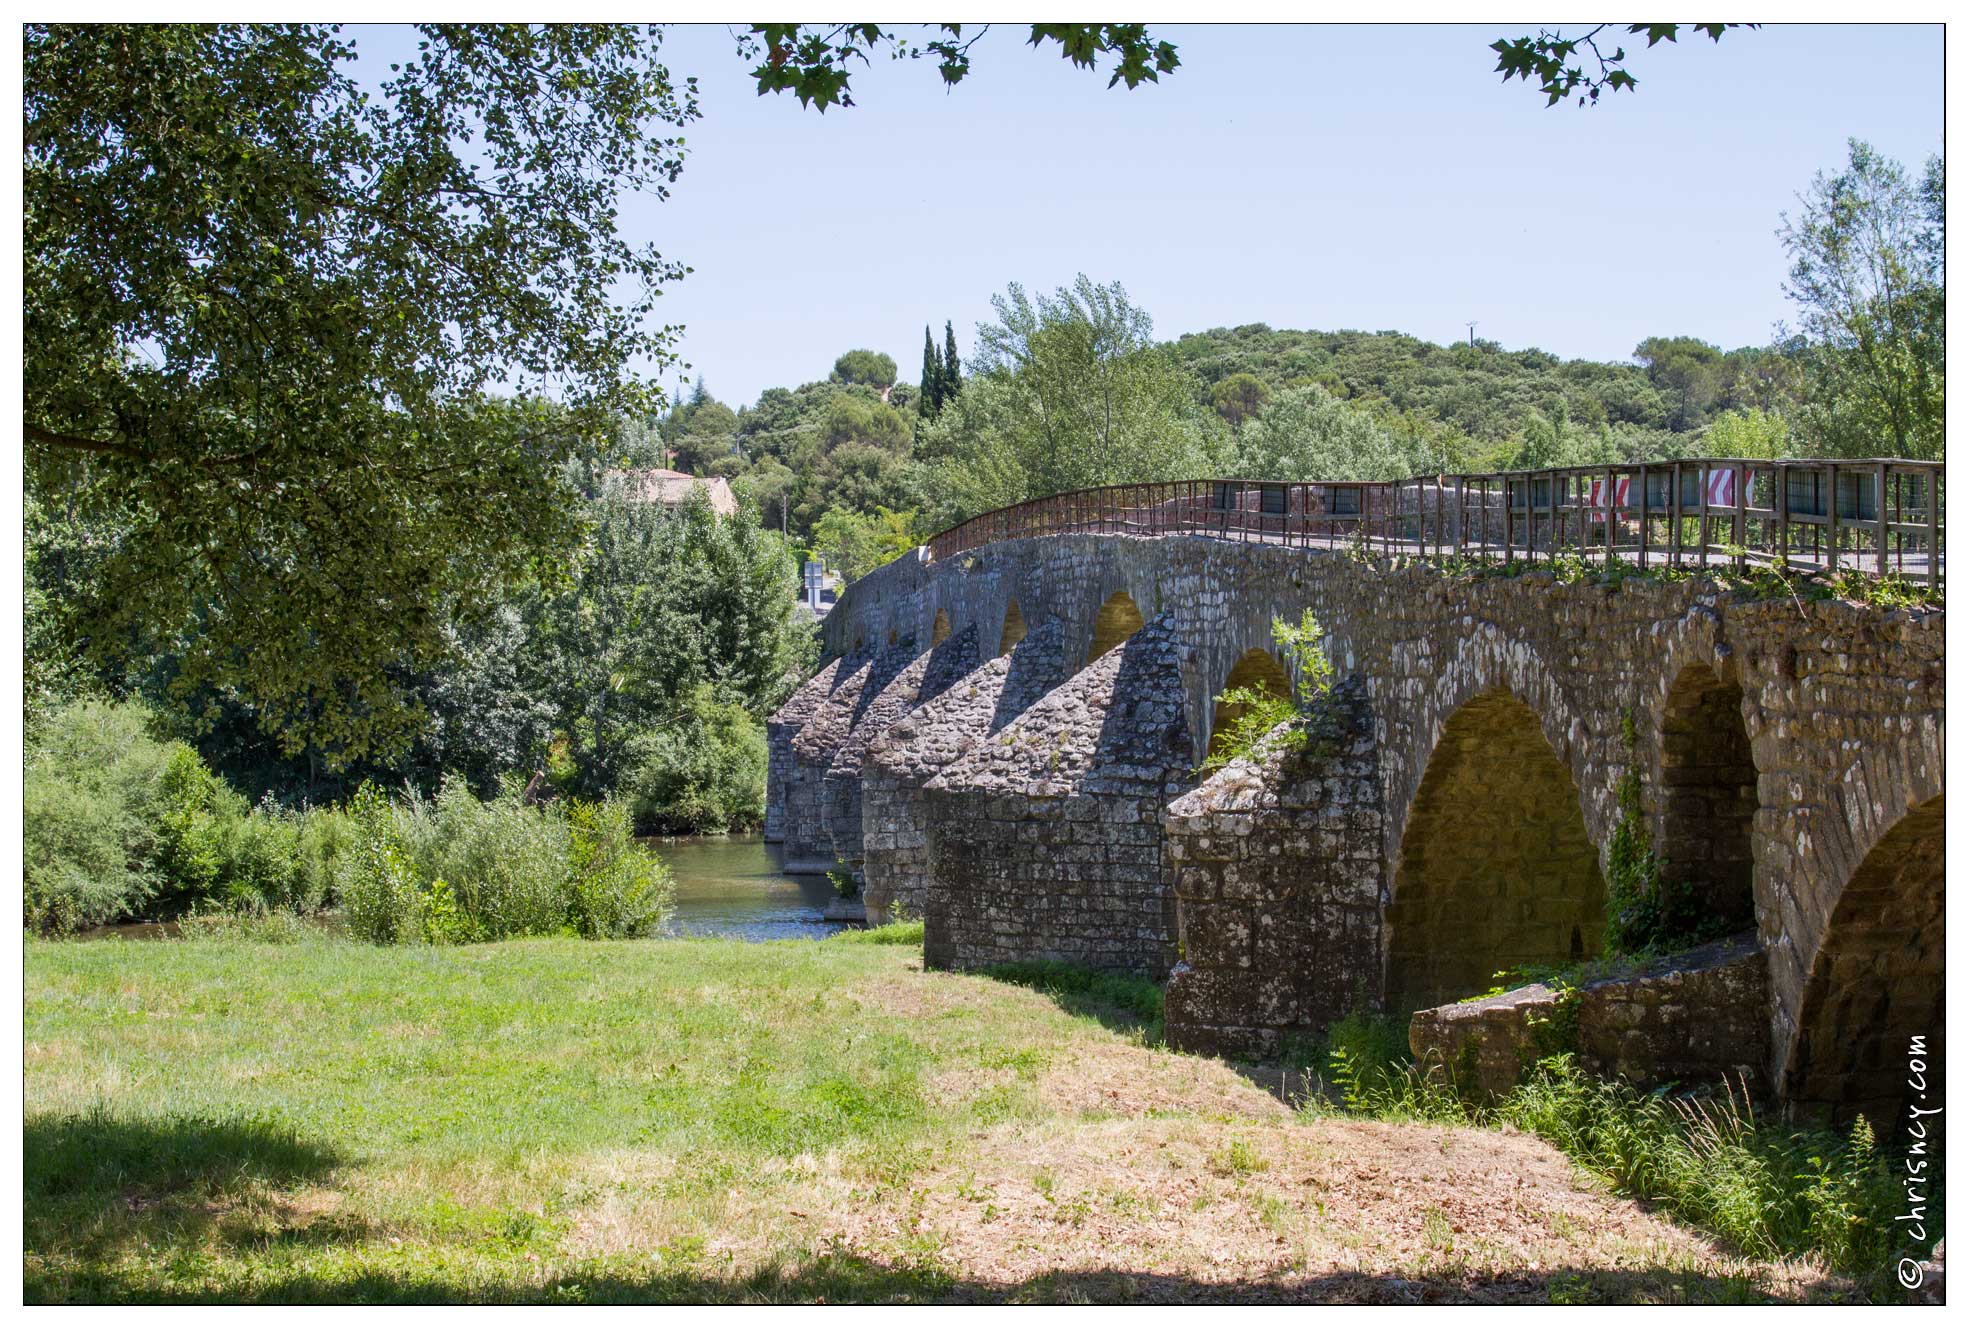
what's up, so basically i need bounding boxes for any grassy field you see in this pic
[25,930,1850,1304]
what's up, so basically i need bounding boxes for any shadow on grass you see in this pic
[977,960,1164,1044]
[26,1244,1857,1305]
[28,1105,345,1200]
[25,1105,363,1285]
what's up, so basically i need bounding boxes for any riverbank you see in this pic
[25,930,1853,1304]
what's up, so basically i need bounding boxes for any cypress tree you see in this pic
[919,325,942,417]
[941,320,963,404]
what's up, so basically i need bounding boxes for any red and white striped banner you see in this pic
[1588,475,1630,519]
[1705,467,1735,508]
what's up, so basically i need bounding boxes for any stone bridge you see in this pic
[767,531,1944,1119]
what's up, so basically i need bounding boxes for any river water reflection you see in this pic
[644,834,846,941]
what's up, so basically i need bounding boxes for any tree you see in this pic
[943,276,1218,508]
[739,23,1180,111]
[1491,24,1747,106]
[739,22,1746,111]
[24,23,696,761]
[1233,385,1430,482]
[1703,408,1792,460]
[1210,373,1273,430]
[810,507,925,581]
[670,398,739,474]
[831,348,898,389]
[1634,336,1726,432]
[523,486,809,797]
[1779,140,1944,459]
[919,326,944,418]
[942,320,964,406]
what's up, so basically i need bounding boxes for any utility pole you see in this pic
[1465,321,1478,348]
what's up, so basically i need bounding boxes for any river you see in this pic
[645,834,849,941]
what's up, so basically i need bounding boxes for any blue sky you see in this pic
[358,23,1944,410]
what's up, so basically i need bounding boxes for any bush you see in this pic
[23,698,176,933]
[1499,1057,1909,1280]
[339,778,672,944]
[625,687,767,834]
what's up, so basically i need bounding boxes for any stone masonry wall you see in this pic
[920,615,1193,976]
[820,627,980,884]
[782,643,914,873]
[1406,932,1771,1100]
[765,654,854,844]
[861,620,1072,925]
[806,534,1942,1100]
[1163,681,1384,1058]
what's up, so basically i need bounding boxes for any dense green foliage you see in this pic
[27,471,814,834]
[24,24,696,759]
[831,349,898,389]
[623,685,770,835]
[22,694,675,941]
[340,781,671,944]
[23,698,348,934]
[1779,139,1945,459]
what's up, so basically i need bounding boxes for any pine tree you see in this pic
[919,325,942,417]
[941,320,963,404]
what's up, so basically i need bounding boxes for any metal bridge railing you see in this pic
[923,459,1944,591]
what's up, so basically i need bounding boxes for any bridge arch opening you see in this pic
[931,610,951,646]
[1657,664,1759,932]
[998,600,1027,656]
[1087,591,1145,665]
[1208,649,1293,764]
[1787,793,1944,1118]
[1388,690,1606,1011]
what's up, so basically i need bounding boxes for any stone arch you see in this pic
[1387,690,1607,1010]
[1087,590,1145,665]
[1384,623,1602,871]
[1656,663,1759,931]
[998,599,1027,656]
[931,609,951,646]
[1207,648,1293,764]
[1784,794,1944,1118]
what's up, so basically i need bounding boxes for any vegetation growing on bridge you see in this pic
[1198,611,1337,775]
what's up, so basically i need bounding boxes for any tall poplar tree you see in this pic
[918,326,943,417]
[942,320,964,405]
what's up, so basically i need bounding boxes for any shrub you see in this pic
[565,798,673,939]
[148,745,344,918]
[338,778,672,944]
[23,698,177,933]
[625,687,768,834]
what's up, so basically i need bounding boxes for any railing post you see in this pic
[1549,470,1561,561]
[1877,461,1891,578]
[1775,462,1790,573]
[1927,467,1940,591]
[1603,465,1616,567]
[1827,462,1841,574]
[1638,464,1650,568]
[1697,461,1711,568]
[1669,460,1684,571]
[1734,463,1748,571]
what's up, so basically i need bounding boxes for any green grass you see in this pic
[26,933,1899,1304]
[23,931,1085,1302]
